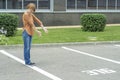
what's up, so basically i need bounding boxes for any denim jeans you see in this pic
[22,30,32,64]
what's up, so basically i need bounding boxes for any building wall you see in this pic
[2,0,120,27]
[17,12,120,27]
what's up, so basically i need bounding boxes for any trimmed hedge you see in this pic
[0,13,19,37]
[80,14,106,32]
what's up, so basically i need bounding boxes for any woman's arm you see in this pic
[32,14,48,33]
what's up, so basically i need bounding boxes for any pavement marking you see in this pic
[0,50,62,80]
[81,68,116,76]
[115,45,120,47]
[62,46,120,64]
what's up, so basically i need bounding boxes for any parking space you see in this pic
[0,43,120,80]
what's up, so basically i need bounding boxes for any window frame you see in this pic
[66,0,120,12]
[0,0,54,13]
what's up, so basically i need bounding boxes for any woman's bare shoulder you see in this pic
[23,11,31,16]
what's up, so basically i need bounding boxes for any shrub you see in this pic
[0,13,19,37]
[80,14,106,32]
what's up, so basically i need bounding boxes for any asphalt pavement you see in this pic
[0,42,120,80]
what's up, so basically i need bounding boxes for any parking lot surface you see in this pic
[0,43,120,80]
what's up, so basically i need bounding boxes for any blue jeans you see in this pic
[22,30,32,64]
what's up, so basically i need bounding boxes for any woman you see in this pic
[22,3,48,65]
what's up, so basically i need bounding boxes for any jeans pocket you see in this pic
[22,30,26,37]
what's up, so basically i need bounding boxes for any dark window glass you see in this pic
[108,0,115,9]
[23,0,37,9]
[117,0,120,9]
[98,0,106,9]
[88,0,97,9]
[38,0,50,9]
[0,0,6,9]
[67,0,75,9]
[7,0,22,9]
[77,0,86,9]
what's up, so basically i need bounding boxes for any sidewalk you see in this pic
[18,24,120,30]
[106,24,120,26]
[47,24,120,29]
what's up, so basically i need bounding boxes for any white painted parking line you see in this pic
[62,46,120,64]
[115,45,120,47]
[0,50,62,80]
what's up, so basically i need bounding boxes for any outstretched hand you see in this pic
[41,24,48,33]
[44,27,48,33]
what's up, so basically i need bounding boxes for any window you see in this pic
[108,0,115,9]
[67,0,75,9]
[67,0,120,11]
[77,0,86,9]
[0,0,6,9]
[67,0,97,9]
[88,0,97,9]
[38,0,50,9]
[98,0,106,9]
[117,0,120,9]
[7,0,22,9]
[0,0,52,12]
[23,0,37,9]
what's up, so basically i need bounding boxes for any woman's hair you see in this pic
[26,3,36,12]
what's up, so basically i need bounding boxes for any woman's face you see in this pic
[29,8,35,13]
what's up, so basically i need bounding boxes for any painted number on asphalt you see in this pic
[81,68,116,75]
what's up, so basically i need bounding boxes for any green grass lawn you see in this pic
[1,26,120,45]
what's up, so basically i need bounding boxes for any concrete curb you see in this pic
[0,41,120,49]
